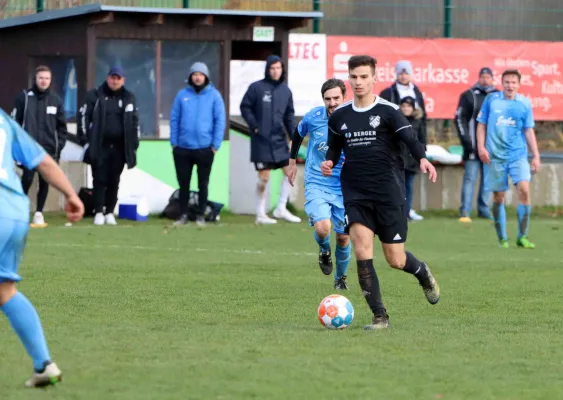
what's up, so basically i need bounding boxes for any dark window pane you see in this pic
[95,39,156,138]
[159,41,221,139]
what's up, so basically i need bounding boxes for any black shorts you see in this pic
[254,160,289,171]
[344,201,408,244]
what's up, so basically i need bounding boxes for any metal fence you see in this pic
[2,0,563,41]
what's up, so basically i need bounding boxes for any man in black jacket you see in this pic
[240,55,301,225]
[11,65,68,227]
[380,60,427,220]
[454,67,498,222]
[78,66,139,226]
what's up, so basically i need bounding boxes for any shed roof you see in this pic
[0,3,323,30]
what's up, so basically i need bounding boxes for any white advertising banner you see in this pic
[230,34,327,117]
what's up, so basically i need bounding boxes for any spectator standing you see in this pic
[78,66,139,226]
[240,55,301,225]
[169,62,226,227]
[454,67,498,222]
[11,65,68,227]
[399,96,426,221]
[380,60,427,220]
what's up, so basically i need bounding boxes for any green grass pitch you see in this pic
[1,213,563,399]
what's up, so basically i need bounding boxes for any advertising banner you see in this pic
[327,36,563,120]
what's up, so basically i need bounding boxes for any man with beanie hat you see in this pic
[454,67,498,222]
[170,62,226,226]
[380,60,427,220]
[240,55,301,225]
[78,65,140,226]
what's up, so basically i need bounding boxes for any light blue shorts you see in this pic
[483,158,531,192]
[304,188,346,235]
[0,218,28,283]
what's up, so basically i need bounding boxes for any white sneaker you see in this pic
[255,214,277,225]
[25,362,62,388]
[409,209,424,221]
[273,207,302,223]
[104,213,117,225]
[94,212,105,225]
[32,212,46,225]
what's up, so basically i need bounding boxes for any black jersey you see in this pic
[327,96,426,205]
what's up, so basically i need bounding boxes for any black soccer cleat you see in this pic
[418,262,440,305]
[318,250,333,275]
[334,275,349,290]
[364,312,390,330]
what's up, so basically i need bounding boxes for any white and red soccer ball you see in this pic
[317,294,354,329]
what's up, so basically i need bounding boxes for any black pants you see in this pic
[173,147,214,217]
[21,167,50,213]
[92,143,126,215]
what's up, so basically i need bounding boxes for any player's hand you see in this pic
[65,194,85,223]
[531,156,541,173]
[321,160,334,176]
[420,158,437,183]
[287,159,298,186]
[478,147,491,164]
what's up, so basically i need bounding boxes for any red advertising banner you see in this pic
[327,36,563,120]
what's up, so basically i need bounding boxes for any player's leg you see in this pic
[255,166,276,224]
[304,189,333,274]
[0,219,61,387]
[272,163,301,223]
[484,161,509,247]
[345,203,388,330]
[332,193,351,290]
[510,158,534,248]
[377,205,440,305]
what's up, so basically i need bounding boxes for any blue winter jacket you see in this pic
[170,77,226,151]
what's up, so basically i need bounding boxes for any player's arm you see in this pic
[10,118,84,222]
[476,94,491,164]
[323,114,345,175]
[289,114,308,160]
[523,103,541,172]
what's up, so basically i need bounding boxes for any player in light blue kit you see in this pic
[476,69,541,249]
[0,107,84,387]
[287,79,351,289]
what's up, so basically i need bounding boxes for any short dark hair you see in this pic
[321,78,346,97]
[348,55,377,74]
[35,65,51,75]
[502,69,521,82]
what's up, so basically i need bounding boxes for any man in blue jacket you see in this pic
[170,62,226,226]
[240,55,301,225]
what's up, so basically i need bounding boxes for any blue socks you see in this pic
[517,204,532,239]
[314,231,331,253]
[492,202,507,241]
[1,292,51,371]
[335,243,351,280]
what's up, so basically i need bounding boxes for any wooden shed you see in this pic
[0,3,322,138]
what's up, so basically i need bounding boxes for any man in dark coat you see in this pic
[11,65,68,227]
[78,66,139,226]
[240,55,301,225]
[454,67,498,222]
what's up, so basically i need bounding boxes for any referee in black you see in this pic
[321,55,440,330]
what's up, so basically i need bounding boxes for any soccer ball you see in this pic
[317,294,354,329]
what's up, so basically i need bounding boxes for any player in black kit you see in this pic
[321,55,440,330]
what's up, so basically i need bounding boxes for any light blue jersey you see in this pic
[0,108,46,222]
[297,106,344,195]
[476,91,534,163]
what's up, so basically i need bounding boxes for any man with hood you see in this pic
[240,55,301,225]
[380,60,427,221]
[169,62,226,227]
[454,67,498,222]
[11,65,68,228]
[78,66,140,226]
